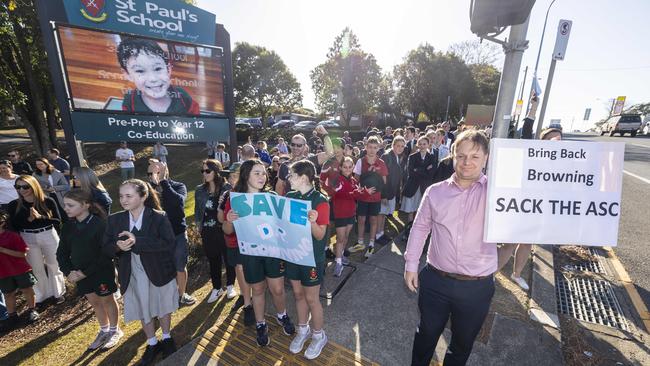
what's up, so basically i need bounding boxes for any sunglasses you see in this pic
[290,143,304,148]
[200,169,213,174]
[14,184,31,190]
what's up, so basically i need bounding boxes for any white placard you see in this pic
[484,138,624,246]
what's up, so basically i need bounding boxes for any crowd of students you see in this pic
[0,119,564,365]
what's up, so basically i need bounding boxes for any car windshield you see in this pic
[619,116,641,122]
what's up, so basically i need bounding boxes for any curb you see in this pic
[602,246,650,333]
[529,244,561,329]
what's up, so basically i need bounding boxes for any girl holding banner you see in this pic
[223,160,296,347]
[285,160,330,360]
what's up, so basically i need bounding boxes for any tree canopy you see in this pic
[232,42,302,126]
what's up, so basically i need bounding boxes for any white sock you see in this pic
[298,324,310,334]
[368,240,375,247]
[357,239,364,245]
[257,320,266,326]
[227,285,233,290]
[312,329,324,339]
[335,257,342,264]
[161,333,171,340]
[109,325,118,332]
[277,311,286,319]
[147,336,158,346]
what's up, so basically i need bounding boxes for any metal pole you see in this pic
[492,19,530,139]
[445,95,451,121]
[525,0,558,116]
[536,58,557,137]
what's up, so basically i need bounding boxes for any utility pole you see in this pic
[445,96,451,121]
[490,19,530,139]
[535,58,556,134]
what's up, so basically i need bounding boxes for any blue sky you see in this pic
[198,0,650,130]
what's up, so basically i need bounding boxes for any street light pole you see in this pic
[525,0,558,116]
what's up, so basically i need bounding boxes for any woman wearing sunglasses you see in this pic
[0,160,19,211]
[7,175,66,305]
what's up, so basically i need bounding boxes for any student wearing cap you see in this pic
[404,130,495,366]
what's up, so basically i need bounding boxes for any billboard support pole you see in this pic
[217,24,237,164]
[34,0,82,166]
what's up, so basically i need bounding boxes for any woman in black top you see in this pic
[197,160,236,303]
[8,175,66,304]
[400,136,437,222]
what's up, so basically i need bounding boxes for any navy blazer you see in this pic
[403,151,438,198]
[102,207,176,294]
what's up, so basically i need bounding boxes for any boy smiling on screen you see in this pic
[117,37,200,115]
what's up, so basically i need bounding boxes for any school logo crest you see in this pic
[80,0,108,23]
[279,261,285,273]
[309,268,318,281]
[98,283,109,295]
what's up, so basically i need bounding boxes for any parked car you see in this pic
[235,121,252,130]
[245,117,263,128]
[293,120,319,131]
[599,114,642,137]
[317,119,341,129]
[271,119,296,129]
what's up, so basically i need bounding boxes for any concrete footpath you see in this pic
[163,238,563,366]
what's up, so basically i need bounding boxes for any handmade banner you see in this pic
[484,138,625,246]
[230,192,315,267]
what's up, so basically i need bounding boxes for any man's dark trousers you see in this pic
[411,265,495,366]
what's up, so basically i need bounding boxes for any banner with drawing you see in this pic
[230,193,315,267]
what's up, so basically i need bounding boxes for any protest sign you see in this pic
[484,138,625,246]
[230,192,315,267]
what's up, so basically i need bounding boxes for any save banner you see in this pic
[230,193,315,267]
[484,138,624,246]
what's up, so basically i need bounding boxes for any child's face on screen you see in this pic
[124,52,172,100]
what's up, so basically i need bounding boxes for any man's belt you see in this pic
[428,264,492,281]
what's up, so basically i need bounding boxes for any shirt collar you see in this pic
[129,209,145,231]
[448,173,487,190]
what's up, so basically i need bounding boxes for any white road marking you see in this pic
[624,170,650,185]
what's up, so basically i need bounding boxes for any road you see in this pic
[566,132,650,311]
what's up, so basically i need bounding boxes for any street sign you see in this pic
[552,19,572,61]
[612,96,626,115]
[583,108,592,121]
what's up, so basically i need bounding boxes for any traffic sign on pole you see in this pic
[552,19,572,61]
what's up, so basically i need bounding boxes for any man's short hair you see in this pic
[406,126,416,134]
[366,136,382,146]
[392,136,406,146]
[48,148,60,155]
[452,130,489,155]
[540,128,563,140]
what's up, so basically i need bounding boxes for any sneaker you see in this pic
[348,243,366,253]
[243,305,255,326]
[255,323,270,346]
[102,328,124,349]
[160,338,176,359]
[334,262,344,277]
[341,256,350,265]
[304,332,328,360]
[276,314,296,335]
[375,231,384,240]
[365,246,375,258]
[26,309,40,323]
[54,296,65,305]
[87,330,111,351]
[206,288,223,304]
[179,293,196,306]
[289,326,311,354]
[511,275,530,291]
[226,285,238,299]
[137,343,161,366]
[325,247,335,260]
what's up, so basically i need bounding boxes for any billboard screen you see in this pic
[56,24,225,117]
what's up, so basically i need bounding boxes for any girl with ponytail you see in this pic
[285,160,330,359]
[57,189,122,350]
[102,179,178,364]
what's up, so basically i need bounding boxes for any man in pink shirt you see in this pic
[404,130,496,366]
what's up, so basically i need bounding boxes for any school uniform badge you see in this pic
[80,0,108,23]
[309,268,318,281]
[98,283,110,295]
[279,261,285,273]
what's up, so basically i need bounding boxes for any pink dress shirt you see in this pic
[403,173,497,277]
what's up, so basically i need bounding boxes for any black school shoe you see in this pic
[0,313,19,333]
[161,338,177,359]
[26,308,40,323]
[136,343,161,366]
[255,323,270,346]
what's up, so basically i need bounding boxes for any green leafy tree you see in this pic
[310,28,382,127]
[0,0,60,154]
[233,42,302,127]
[469,63,500,105]
[393,44,478,122]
